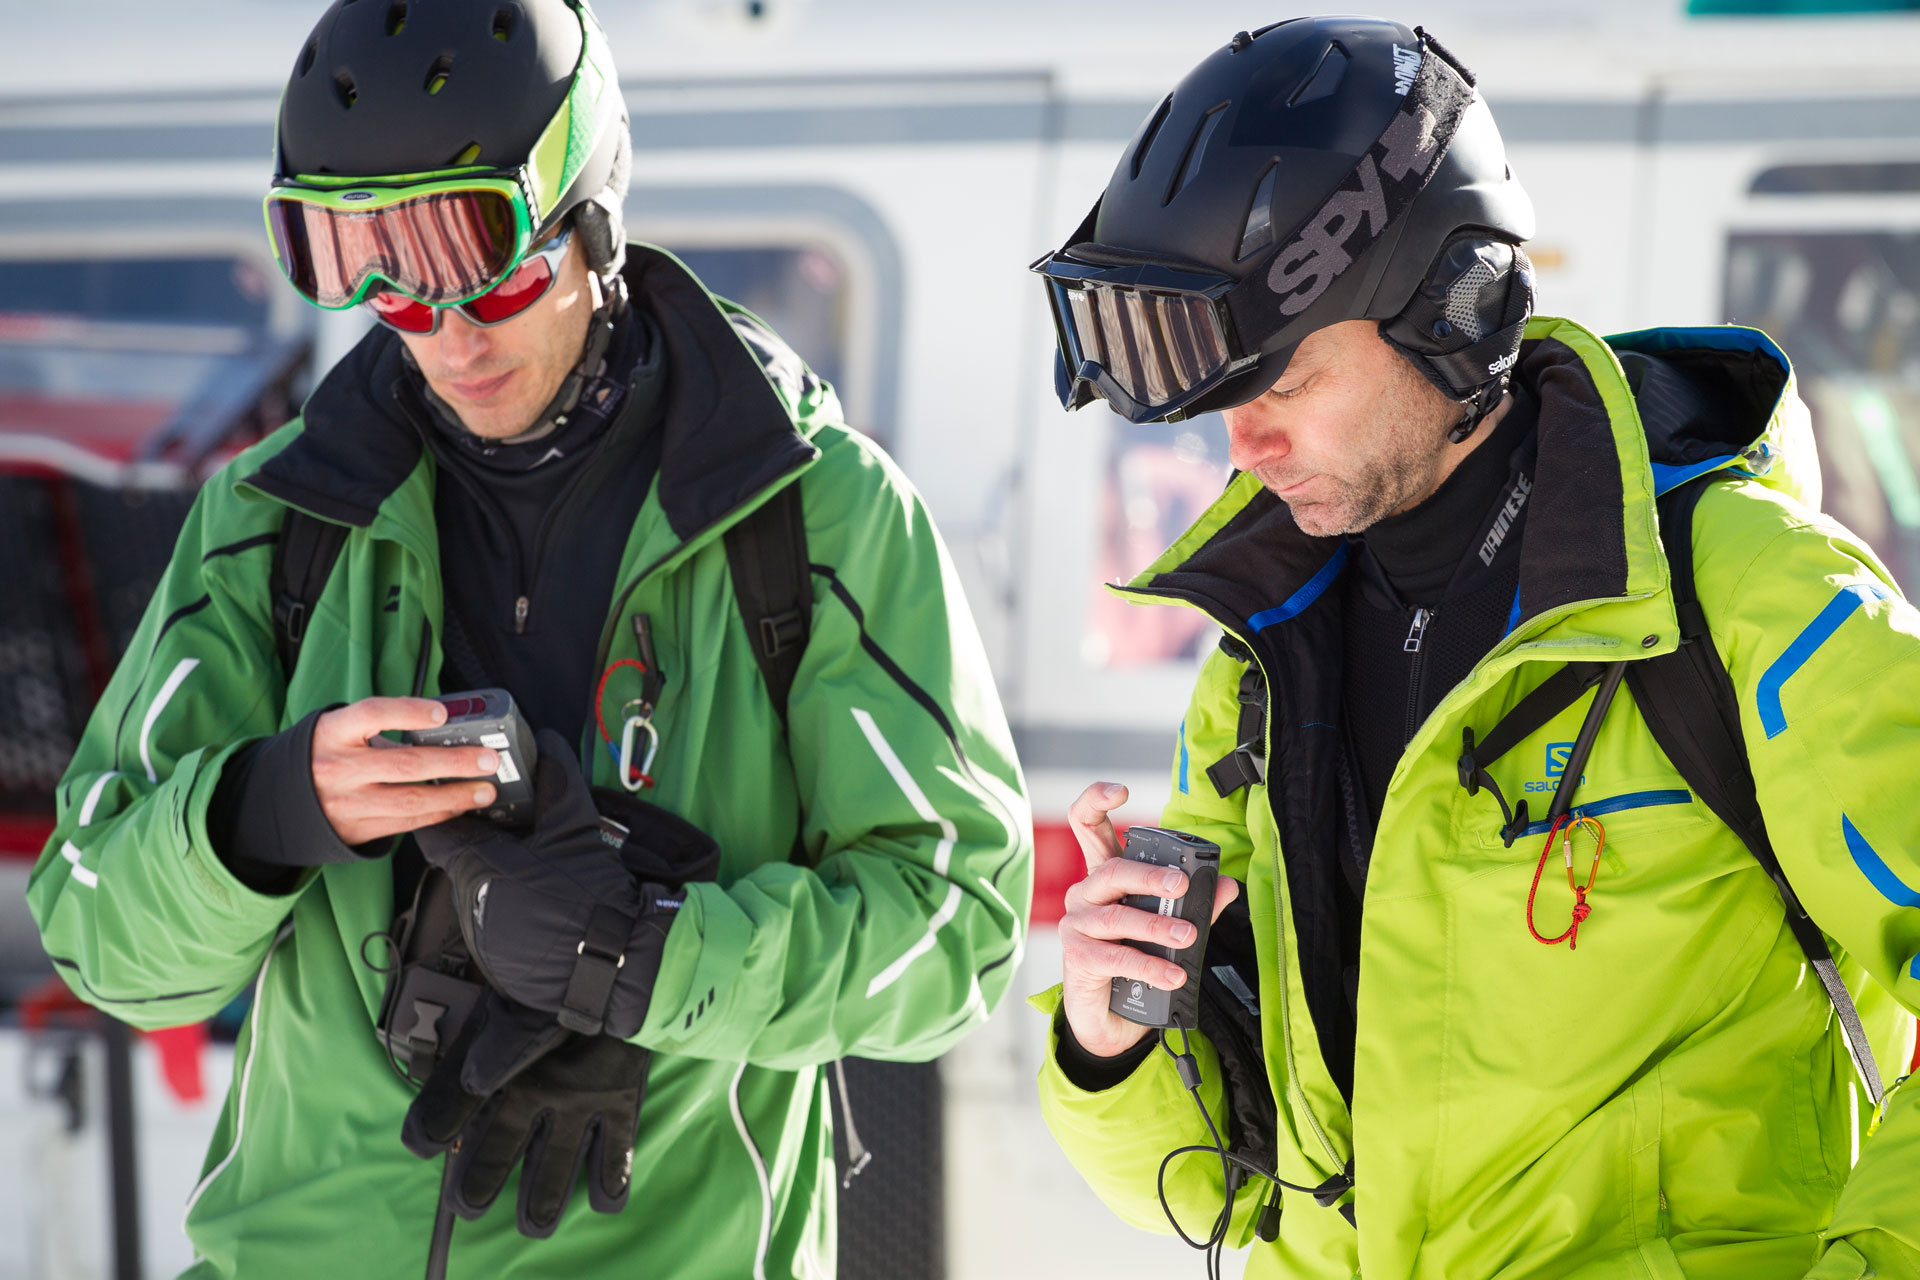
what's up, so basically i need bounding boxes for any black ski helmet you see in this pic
[275,0,631,280]
[1034,18,1534,430]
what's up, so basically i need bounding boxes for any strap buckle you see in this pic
[277,597,309,645]
[760,609,806,658]
[557,905,633,1035]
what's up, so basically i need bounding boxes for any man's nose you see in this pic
[1224,405,1287,473]
[433,309,493,366]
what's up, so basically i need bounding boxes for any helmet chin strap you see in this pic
[480,273,628,447]
[1446,377,1510,445]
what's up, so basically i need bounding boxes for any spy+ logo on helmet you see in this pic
[1265,51,1459,317]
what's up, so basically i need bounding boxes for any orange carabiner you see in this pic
[1526,814,1607,950]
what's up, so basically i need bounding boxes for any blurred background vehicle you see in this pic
[4,0,1920,1275]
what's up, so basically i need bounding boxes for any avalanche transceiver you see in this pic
[1108,825,1220,1030]
[400,688,538,826]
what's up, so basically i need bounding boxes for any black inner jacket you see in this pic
[1326,390,1538,1093]
[1057,335,1790,1102]
[210,247,821,894]
[414,302,666,741]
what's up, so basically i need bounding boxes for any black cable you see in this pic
[1155,1029,1352,1276]
[423,1154,458,1280]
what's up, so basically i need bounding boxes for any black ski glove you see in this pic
[400,994,647,1237]
[413,730,682,1039]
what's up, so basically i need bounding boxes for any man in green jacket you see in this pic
[28,2,1030,1276]
[1031,18,1919,1280]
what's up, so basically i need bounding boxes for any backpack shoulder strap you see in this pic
[722,480,812,723]
[270,508,350,677]
[1625,476,1885,1105]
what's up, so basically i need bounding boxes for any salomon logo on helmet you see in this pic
[1488,351,1517,376]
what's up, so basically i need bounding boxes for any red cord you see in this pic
[594,658,649,746]
[1526,815,1604,950]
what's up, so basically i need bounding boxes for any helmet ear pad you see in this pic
[1377,233,1534,435]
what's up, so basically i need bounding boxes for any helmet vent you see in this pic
[424,55,454,96]
[1165,103,1226,205]
[1237,161,1279,259]
[1130,95,1172,181]
[1288,42,1349,108]
[386,1,408,37]
[450,142,482,166]
[297,40,317,78]
[492,6,520,43]
[334,69,358,109]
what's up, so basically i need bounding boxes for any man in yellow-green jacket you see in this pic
[1030,18,1919,1280]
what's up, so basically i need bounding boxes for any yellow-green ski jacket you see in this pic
[1038,319,1920,1280]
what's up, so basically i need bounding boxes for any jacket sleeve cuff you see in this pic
[206,707,366,888]
[635,879,750,1046]
[1054,1007,1157,1091]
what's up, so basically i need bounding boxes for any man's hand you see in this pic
[312,697,498,846]
[1060,781,1240,1059]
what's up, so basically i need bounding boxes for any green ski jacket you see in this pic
[1037,318,1920,1280]
[30,246,1032,1279]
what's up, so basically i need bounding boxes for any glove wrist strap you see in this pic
[557,905,632,1035]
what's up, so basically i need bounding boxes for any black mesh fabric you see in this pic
[0,477,93,808]
[70,486,195,662]
[832,1057,944,1280]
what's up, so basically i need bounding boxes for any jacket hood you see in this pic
[1116,318,1811,647]
[1607,325,1817,510]
[239,244,821,540]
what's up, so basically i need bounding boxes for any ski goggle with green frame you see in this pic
[264,168,546,311]
[262,0,619,313]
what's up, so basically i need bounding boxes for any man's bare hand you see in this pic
[1058,781,1240,1059]
[312,697,499,846]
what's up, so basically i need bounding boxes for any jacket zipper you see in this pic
[1402,606,1434,746]
[1241,643,1348,1177]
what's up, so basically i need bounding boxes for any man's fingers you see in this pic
[1065,854,1189,911]
[1063,937,1187,992]
[1211,875,1241,923]
[338,798,491,846]
[1069,900,1199,950]
[324,782,493,838]
[316,696,449,746]
[1067,781,1128,871]
[335,743,500,787]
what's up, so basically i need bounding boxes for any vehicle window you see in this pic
[1085,412,1232,666]
[1725,232,1920,587]
[666,245,850,410]
[0,256,274,329]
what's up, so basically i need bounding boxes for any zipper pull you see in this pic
[1403,607,1433,654]
[513,596,529,634]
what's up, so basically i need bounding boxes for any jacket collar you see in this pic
[1116,317,1798,649]
[239,244,820,544]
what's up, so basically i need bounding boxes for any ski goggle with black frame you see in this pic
[264,168,542,312]
[1033,250,1259,424]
